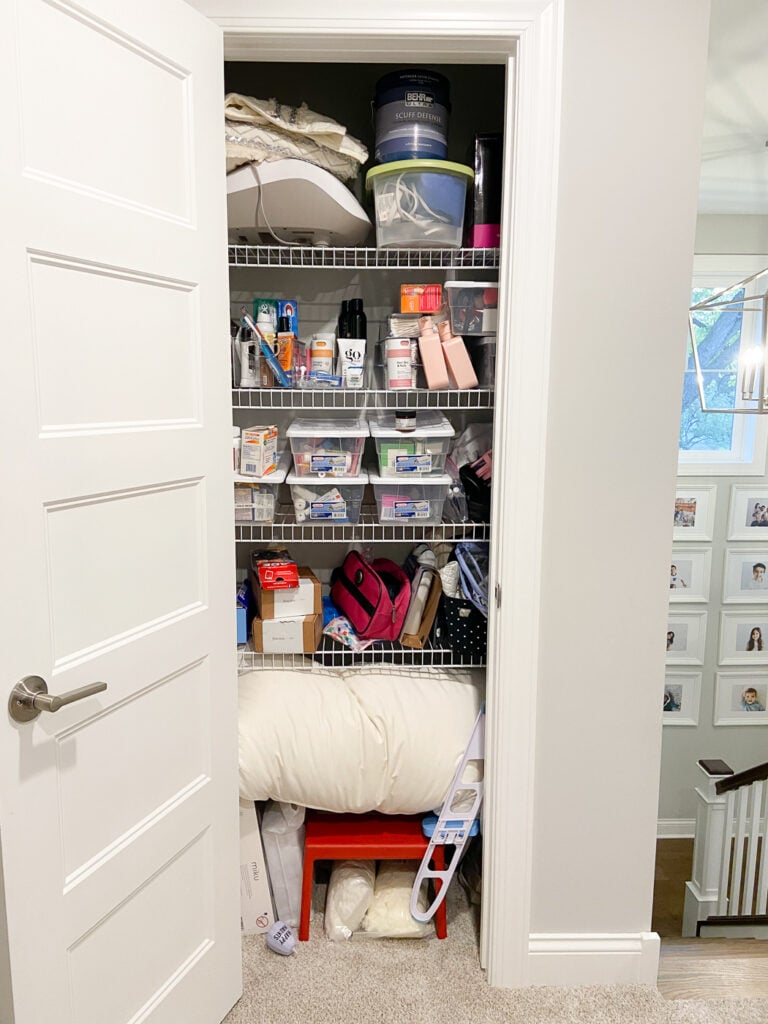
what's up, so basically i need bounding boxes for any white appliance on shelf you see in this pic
[226,158,372,247]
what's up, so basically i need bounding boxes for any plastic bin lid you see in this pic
[286,417,369,438]
[443,281,499,290]
[286,469,369,486]
[367,469,452,486]
[368,411,455,439]
[365,159,474,189]
[234,449,290,484]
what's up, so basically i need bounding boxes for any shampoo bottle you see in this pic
[418,316,450,390]
[437,320,478,390]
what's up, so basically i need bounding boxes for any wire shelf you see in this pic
[232,387,494,410]
[228,245,500,270]
[235,509,490,543]
[238,637,485,672]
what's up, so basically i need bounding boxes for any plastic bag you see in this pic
[324,860,376,941]
[361,861,432,938]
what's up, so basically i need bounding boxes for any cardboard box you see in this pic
[239,800,276,935]
[252,566,321,620]
[252,613,322,654]
[241,426,278,477]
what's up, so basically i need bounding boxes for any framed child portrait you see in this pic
[722,550,768,604]
[727,486,768,541]
[669,547,711,603]
[718,611,768,666]
[666,611,707,665]
[714,671,768,726]
[662,672,701,726]
[673,486,716,542]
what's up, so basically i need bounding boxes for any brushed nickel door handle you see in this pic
[8,675,107,723]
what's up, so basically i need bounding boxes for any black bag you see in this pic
[433,593,488,659]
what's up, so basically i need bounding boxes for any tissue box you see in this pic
[252,613,322,654]
[252,567,321,620]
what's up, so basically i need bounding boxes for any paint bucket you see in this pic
[374,69,450,163]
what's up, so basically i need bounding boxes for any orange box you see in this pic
[400,284,442,314]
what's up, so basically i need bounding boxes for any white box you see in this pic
[241,425,278,477]
[239,799,276,934]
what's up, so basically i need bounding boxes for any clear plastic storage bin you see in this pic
[287,417,369,477]
[234,450,290,523]
[365,160,474,250]
[444,281,499,336]
[368,411,454,476]
[287,470,368,524]
[369,469,451,525]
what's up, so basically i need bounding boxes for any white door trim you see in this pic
[201,0,563,987]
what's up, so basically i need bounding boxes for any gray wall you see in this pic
[659,214,768,827]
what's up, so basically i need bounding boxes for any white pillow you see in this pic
[238,666,484,814]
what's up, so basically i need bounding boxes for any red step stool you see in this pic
[299,811,448,941]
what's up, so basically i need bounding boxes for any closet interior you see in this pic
[229,60,507,945]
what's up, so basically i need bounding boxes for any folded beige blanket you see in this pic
[225,93,368,182]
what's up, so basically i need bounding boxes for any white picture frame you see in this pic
[718,611,768,665]
[669,547,712,603]
[662,671,701,726]
[666,611,707,665]
[673,486,716,541]
[727,485,768,540]
[722,549,768,604]
[714,671,768,726]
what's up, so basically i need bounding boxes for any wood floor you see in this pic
[654,838,768,1000]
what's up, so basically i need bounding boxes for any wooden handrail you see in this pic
[715,761,768,795]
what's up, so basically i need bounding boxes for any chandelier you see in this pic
[690,267,768,413]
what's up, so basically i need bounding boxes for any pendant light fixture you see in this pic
[689,266,768,413]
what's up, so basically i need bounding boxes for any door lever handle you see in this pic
[8,675,107,723]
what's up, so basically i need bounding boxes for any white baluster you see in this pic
[743,780,763,915]
[717,790,736,916]
[683,761,733,936]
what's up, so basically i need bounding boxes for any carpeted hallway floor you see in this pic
[223,884,768,1024]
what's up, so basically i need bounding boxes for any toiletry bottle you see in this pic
[438,320,479,390]
[418,315,450,390]
[347,298,367,341]
[255,303,277,387]
[338,299,350,339]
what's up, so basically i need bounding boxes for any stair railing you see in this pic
[683,758,768,936]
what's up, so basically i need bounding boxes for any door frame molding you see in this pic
[207,0,563,987]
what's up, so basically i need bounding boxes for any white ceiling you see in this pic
[699,0,768,214]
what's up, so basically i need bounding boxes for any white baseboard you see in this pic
[657,818,695,839]
[527,932,660,986]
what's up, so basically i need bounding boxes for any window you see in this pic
[678,257,768,476]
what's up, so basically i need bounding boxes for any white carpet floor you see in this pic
[224,886,768,1024]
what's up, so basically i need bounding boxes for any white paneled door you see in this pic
[0,1,241,1022]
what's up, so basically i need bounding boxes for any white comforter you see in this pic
[239,666,484,814]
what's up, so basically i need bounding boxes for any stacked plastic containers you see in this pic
[368,411,454,525]
[365,70,474,250]
[286,417,369,524]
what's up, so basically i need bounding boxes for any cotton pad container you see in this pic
[365,160,474,250]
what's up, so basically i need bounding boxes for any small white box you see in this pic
[239,799,276,935]
[241,425,278,477]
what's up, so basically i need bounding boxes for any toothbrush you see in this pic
[240,306,292,388]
